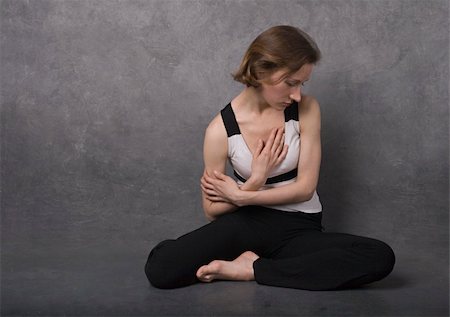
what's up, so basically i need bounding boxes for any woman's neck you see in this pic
[233,87,271,115]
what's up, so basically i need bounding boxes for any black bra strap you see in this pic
[220,103,240,137]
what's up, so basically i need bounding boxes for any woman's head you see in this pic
[233,25,321,88]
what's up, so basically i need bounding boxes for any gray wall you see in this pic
[1,0,448,314]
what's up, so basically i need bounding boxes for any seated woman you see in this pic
[145,25,395,290]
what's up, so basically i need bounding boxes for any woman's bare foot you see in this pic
[196,251,259,283]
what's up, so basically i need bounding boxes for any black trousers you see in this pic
[145,205,395,290]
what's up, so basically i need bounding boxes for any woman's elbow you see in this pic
[293,183,316,202]
[296,191,314,202]
[203,210,216,222]
[202,202,236,221]
[202,201,220,221]
[305,190,315,201]
[202,204,216,221]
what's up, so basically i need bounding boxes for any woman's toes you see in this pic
[196,261,220,282]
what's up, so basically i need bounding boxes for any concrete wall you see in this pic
[1,0,448,314]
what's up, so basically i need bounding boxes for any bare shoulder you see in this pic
[203,111,228,167]
[299,95,320,115]
[298,95,321,132]
[205,113,227,141]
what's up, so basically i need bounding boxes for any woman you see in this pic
[145,25,395,290]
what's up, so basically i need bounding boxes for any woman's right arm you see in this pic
[201,115,236,220]
[201,114,265,221]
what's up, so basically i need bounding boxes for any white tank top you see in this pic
[220,102,322,213]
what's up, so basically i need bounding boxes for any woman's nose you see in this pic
[290,88,301,102]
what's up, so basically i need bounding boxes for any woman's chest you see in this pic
[237,116,285,155]
[229,120,300,179]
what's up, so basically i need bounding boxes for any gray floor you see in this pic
[2,236,448,316]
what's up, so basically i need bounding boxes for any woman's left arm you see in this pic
[204,96,321,206]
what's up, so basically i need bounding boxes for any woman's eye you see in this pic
[286,81,305,87]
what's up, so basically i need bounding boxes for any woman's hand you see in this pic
[201,170,242,206]
[249,127,289,186]
[200,128,289,208]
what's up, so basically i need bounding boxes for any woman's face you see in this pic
[259,63,314,110]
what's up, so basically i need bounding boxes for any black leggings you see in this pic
[145,205,395,290]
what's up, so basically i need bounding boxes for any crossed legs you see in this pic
[145,208,395,290]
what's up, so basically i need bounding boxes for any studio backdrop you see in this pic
[1,0,448,316]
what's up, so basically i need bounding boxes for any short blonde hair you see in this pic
[233,25,321,87]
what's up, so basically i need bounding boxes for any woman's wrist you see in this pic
[233,188,255,207]
[242,175,266,191]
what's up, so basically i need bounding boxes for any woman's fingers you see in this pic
[213,170,235,184]
[266,128,286,164]
[263,127,285,155]
[264,128,278,153]
[213,170,226,180]
[201,173,223,197]
[201,181,215,193]
[202,170,228,190]
[275,144,289,165]
[252,127,287,170]
[206,195,227,203]
[201,183,223,200]
[201,175,214,189]
[254,139,264,157]
[202,182,228,203]
[270,128,284,152]
[274,132,285,156]
[253,128,283,153]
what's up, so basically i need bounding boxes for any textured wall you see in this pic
[1,0,448,315]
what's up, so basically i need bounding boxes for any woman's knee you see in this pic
[367,239,396,278]
[145,239,185,289]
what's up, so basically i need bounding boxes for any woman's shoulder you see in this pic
[203,110,229,158]
[299,95,320,113]
[298,95,321,132]
[205,111,227,141]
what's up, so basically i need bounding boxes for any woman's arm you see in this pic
[203,96,321,207]
[202,112,291,219]
[201,115,281,220]
[201,115,235,221]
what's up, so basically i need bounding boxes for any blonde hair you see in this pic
[233,25,321,87]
